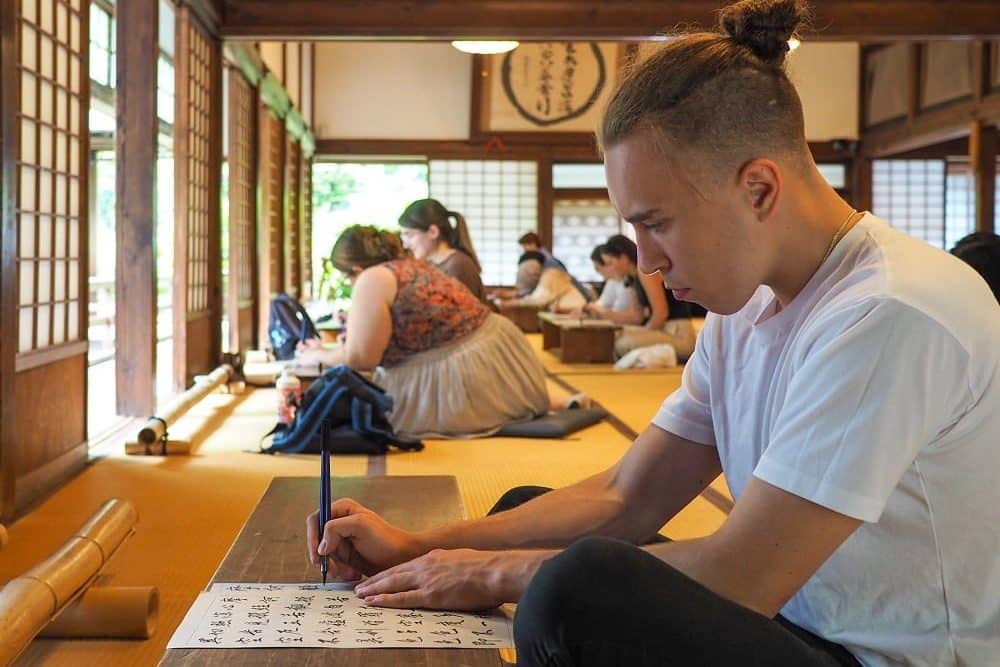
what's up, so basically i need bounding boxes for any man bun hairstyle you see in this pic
[719,0,804,65]
[600,0,811,176]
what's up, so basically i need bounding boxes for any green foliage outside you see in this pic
[311,162,428,305]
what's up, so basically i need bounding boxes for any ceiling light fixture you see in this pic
[451,40,520,55]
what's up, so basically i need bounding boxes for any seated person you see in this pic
[514,247,545,298]
[297,225,580,439]
[589,244,611,297]
[580,242,646,324]
[306,3,1000,663]
[595,235,697,360]
[500,233,593,311]
[398,198,486,302]
[950,231,1000,304]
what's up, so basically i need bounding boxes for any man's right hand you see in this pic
[306,498,425,581]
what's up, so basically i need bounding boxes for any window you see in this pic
[154,0,175,405]
[552,199,625,282]
[429,160,537,286]
[944,161,975,250]
[88,1,114,88]
[552,163,607,189]
[872,160,947,247]
[872,159,978,250]
[817,163,847,190]
[311,162,428,304]
[156,0,174,126]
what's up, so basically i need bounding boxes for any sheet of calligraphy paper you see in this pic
[166,583,513,649]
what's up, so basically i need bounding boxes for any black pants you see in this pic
[488,486,862,667]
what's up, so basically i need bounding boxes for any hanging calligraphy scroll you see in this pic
[482,42,622,133]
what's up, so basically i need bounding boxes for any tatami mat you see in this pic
[2,389,366,667]
[526,333,685,377]
[557,372,734,507]
[3,354,729,666]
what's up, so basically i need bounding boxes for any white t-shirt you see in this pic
[598,278,643,318]
[653,214,1000,666]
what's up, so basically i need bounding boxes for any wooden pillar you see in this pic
[537,155,554,250]
[970,121,997,233]
[0,0,19,516]
[116,0,159,416]
[852,156,873,213]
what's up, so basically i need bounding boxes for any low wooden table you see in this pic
[160,476,503,666]
[497,303,542,333]
[538,312,621,363]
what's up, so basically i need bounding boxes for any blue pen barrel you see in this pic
[319,427,331,582]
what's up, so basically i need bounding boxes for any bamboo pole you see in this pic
[0,499,138,666]
[39,586,158,639]
[130,364,232,452]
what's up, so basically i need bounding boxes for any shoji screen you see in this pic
[2,0,89,519]
[872,160,947,247]
[299,152,312,300]
[172,6,221,389]
[552,199,624,282]
[429,159,537,286]
[226,66,257,354]
[284,137,301,298]
[257,106,285,346]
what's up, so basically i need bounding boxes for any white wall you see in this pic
[313,42,472,140]
[311,41,858,142]
[787,42,860,140]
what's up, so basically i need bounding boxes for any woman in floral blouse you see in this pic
[298,225,576,439]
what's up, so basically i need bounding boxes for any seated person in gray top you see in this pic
[399,198,485,302]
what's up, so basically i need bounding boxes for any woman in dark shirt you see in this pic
[398,198,486,302]
[600,235,698,361]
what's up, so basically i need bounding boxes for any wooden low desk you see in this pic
[160,475,504,666]
[538,312,621,363]
[497,303,542,333]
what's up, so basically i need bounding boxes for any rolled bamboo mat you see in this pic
[39,586,158,639]
[0,499,137,666]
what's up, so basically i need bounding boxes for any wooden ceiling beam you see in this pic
[220,1,1000,41]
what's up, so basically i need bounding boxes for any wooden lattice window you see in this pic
[16,0,88,356]
[872,159,947,247]
[552,199,625,283]
[429,159,537,286]
[285,137,301,297]
[228,68,255,305]
[263,109,284,296]
[177,14,212,316]
[300,154,312,299]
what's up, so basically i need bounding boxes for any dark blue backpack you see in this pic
[269,293,320,360]
[261,365,424,455]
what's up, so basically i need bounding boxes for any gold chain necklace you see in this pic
[820,209,860,265]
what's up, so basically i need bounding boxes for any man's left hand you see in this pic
[353,548,520,611]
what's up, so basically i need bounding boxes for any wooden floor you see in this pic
[0,335,730,666]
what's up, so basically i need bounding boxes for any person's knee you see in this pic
[514,537,628,645]
[488,486,552,515]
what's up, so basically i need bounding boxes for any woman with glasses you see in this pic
[297,225,584,440]
[398,198,486,302]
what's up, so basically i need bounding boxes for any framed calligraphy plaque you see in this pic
[475,42,626,136]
